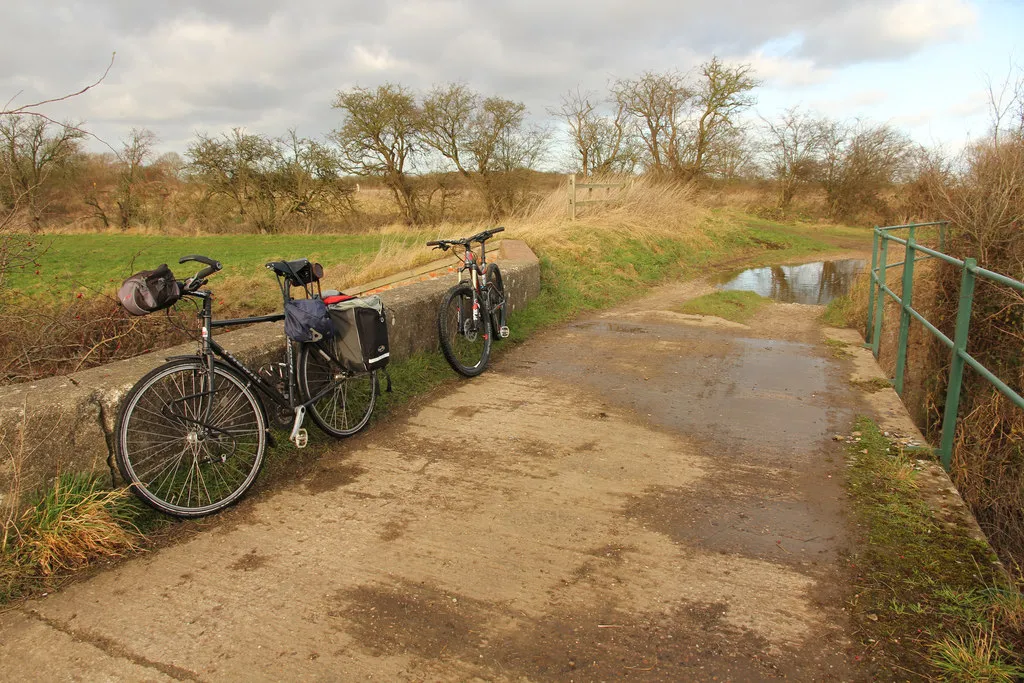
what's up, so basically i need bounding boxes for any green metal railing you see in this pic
[867,221,1024,470]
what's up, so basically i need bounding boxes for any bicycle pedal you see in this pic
[499,326,510,339]
[291,429,309,449]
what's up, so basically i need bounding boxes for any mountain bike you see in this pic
[426,227,508,377]
[114,255,378,517]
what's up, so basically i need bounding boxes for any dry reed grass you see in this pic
[317,178,710,293]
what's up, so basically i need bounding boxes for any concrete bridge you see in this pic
[0,265,971,681]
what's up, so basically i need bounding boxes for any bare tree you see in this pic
[688,57,760,178]
[186,128,280,231]
[815,117,911,219]
[712,126,757,180]
[986,64,1024,146]
[761,107,823,208]
[114,128,157,230]
[610,60,759,179]
[331,84,421,224]
[0,53,114,232]
[420,85,548,218]
[0,115,84,231]
[276,130,353,219]
[611,71,691,175]
[550,88,634,176]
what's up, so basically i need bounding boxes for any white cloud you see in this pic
[799,0,978,65]
[884,0,977,43]
[352,46,402,72]
[0,0,1000,153]
[745,54,834,87]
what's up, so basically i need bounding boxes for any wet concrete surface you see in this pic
[0,281,869,682]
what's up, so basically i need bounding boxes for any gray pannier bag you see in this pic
[328,295,390,372]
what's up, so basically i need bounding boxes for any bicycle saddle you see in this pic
[266,259,322,286]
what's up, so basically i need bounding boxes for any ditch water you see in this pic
[715,259,865,305]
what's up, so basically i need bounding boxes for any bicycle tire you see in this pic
[438,283,491,377]
[115,358,267,518]
[485,263,507,338]
[297,343,377,438]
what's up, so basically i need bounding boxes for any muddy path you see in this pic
[0,279,873,681]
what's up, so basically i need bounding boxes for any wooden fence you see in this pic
[566,175,630,220]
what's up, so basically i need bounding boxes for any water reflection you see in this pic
[716,259,865,305]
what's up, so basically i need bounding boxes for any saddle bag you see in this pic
[118,264,181,316]
[284,298,334,343]
[328,295,390,372]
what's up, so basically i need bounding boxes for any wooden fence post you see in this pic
[567,174,576,221]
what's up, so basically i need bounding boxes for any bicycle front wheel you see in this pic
[115,358,267,518]
[438,283,491,377]
[298,343,377,438]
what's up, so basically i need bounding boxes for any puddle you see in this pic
[716,260,865,305]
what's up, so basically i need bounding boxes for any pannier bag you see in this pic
[328,295,390,372]
[118,264,182,316]
[284,298,334,343]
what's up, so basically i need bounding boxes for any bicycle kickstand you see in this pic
[289,405,309,448]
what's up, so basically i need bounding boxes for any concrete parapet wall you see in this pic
[0,241,540,509]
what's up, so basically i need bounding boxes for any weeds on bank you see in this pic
[1,474,141,602]
[846,417,1024,680]
[823,338,855,359]
[823,294,858,327]
[850,377,892,393]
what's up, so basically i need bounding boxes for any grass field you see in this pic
[6,232,431,299]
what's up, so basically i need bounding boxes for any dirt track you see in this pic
[0,280,873,681]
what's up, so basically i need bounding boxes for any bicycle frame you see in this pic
[178,281,345,444]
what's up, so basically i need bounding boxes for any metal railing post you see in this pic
[938,258,977,470]
[871,236,889,357]
[866,228,879,341]
[893,228,917,395]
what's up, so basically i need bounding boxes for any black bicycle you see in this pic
[114,255,378,517]
[426,227,508,377]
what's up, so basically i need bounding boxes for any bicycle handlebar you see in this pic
[425,226,505,249]
[178,254,223,290]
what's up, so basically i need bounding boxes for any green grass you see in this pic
[676,291,770,324]
[822,294,857,327]
[7,233,424,298]
[845,417,1024,679]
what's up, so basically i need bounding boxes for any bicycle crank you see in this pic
[290,405,309,448]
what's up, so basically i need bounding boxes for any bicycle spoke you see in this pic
[117,361,266,517]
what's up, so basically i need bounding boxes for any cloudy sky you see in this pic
[2,0,1021,164]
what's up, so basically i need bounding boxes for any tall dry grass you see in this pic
[319,177,710,292]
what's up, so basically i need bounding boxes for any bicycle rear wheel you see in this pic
[485,263,507,339]
[115,358,266,518]
[438,283,491,377]
[297,343,377,438]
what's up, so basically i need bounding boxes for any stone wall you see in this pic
[0,241,540,509]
